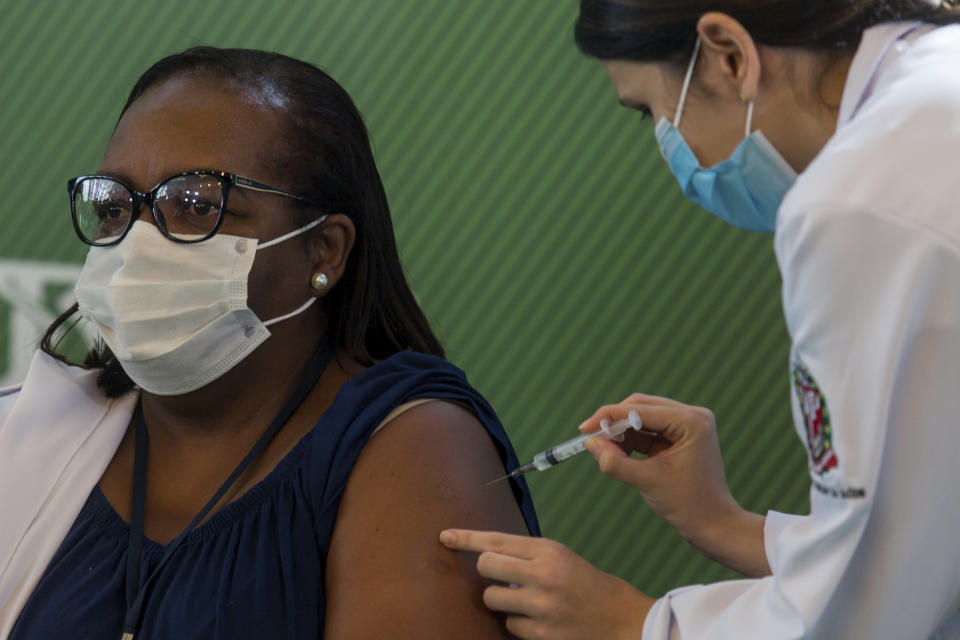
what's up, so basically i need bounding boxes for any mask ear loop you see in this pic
[257,214,328,251]
[673,37,702,129]
[263,297,317,327]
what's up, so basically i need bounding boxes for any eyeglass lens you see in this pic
[73,175,225,245]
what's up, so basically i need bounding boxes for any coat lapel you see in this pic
[0,351,136,637]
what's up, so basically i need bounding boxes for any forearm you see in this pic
[687,508,770,578]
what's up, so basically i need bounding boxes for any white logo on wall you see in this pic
[0,260,83,388]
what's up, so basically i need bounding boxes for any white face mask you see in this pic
[74,217,326,396]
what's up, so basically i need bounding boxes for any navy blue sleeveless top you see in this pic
[10,352,540,639]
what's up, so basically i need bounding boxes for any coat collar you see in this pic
[838,21,926,128]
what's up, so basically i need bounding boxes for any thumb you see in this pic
[587,438,656,489]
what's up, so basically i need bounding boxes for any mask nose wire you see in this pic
[673,37,702,129]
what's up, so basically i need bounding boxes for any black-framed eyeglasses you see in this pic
[67,169,308,246]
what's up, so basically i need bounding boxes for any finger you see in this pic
[621,392,687,408]
[483,585,538,616]
[586,438,660,489]
[439,529,538,559]
[620,429,669,456]
[578,402,683,435]
[476,551,533,585]
[585,430,664,456]
[505,615,541,639]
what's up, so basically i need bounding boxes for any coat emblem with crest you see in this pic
[792,362,838,475]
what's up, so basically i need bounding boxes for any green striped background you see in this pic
[0,0,808,597]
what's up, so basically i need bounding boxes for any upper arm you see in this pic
[773,206,960,636]
[324,400,529,639]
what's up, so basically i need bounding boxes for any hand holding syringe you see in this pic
[487,411,658,484]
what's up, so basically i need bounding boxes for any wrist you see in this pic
[678,498,741,555]
[690,505,769,577]
[614,582,656,640]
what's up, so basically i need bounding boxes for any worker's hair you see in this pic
[42,47,445,397]
[576,0,960,64]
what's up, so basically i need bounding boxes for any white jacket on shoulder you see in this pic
[0,351,136,639]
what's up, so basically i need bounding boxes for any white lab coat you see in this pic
[0,352,136,639]
[643,22,960,640]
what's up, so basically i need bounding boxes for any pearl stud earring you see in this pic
[311,272,329,291]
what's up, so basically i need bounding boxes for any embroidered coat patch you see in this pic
[792,362,838,475]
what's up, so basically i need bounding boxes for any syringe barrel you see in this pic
[531,432,597,470]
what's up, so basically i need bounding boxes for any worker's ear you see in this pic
[696,12,762,101]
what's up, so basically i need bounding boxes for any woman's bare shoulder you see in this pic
[324,400,526,639]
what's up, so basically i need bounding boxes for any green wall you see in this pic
[0,0,808,597]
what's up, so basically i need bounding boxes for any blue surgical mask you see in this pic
[654,38,798,233]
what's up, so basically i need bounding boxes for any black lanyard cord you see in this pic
[122,341,334,639]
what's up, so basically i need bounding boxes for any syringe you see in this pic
[487,411,655,485]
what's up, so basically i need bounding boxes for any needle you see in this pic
[485,463,535,486]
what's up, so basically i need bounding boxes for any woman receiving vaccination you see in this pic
[0,47,538,639]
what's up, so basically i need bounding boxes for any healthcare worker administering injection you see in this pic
[441,1,960,638]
